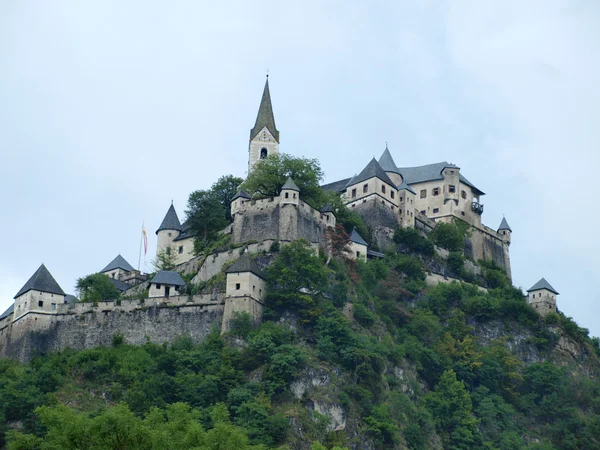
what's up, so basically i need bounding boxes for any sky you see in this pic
[1,1,599,335]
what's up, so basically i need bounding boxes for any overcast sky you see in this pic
[1,1,598,336]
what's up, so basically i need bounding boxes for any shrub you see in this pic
[353,303,376,327]
[394,227,434,256]
[429,221,467,252]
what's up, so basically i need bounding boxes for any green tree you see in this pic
[242,153,324,207]
[430,220,467,252]
[154,245,178,271]
[186,190,229,252]
[76,273,121,302]
[211,174,244,222]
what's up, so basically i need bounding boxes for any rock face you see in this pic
[0,303,224,362]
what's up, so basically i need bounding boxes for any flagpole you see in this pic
[138,221,144,272]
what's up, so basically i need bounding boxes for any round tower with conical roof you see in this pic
[156,203,182,258]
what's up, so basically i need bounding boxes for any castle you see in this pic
[0,78,558,361]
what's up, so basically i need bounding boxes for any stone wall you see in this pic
[0,294,225,362]
[465,226,509,274]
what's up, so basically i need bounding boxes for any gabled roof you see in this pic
[232,190,251,201]
[250,77,279,142]
[225,252,264,278]
[527,278,559,295]
[397,162,485,195]
[498,217,512,232]
[351,158,395,187]
[350,228,368,246]
[320,177,352,193]
[156,203,182,234]
[378,147,401,175]
[397,181,416,195]
[151,271,186,287]
[282,177,300,192]
[109,277,131,292]
[14,264,66,299]
[101,254,135,273]
[0,304,14,320]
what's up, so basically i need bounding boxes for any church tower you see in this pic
[248,76,279,174]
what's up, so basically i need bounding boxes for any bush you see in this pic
[394,227,434,256]
[429,221,467,252]
[353,303,376,327]
[447,251,464,275]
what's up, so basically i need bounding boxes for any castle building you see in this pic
[11,264,66,321]
[222,251,266,332]
[149,271,186,298]
[100,254,147,291]
[527,278,559,316]
[155,203,195,265]
[349,228,368,261]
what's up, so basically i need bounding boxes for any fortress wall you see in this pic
[235,203,281,243]
[465,227,508,272]
[0,298,225,362]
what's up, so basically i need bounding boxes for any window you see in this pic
[420,210,426,214]
[293,193,296,198]
[178,246,183,254]
[253,285,255,292]
[449,185,456,193]
[51,303,56,311]
[363,184,368,193]
[461,190,467,199]
[450,170,455,174]
[235,283,241,290]
[433,187,440,196]
[356,251,361,258]
[461,211,465,216]
[351,188,357,198]
[38,301,43,307]
[391,191,395,199]
[259,289,262,296]
[399,196,403,202]
[168,232,172,237]
[260,148,268,159]
[420,189,426,198]
[285,192,289,199]
[433,208,439,213]
[381,185,386,194]
[156,284,161,289]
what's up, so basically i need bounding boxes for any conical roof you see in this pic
[232,189,251,201]
[498,217,512,232]
[101,254,134,273]
[282,177,300,192]
[250,77,279,142]
[156,203,182,234]
[225,252,264,277]
[350,228,368,246]
[378,147,401,174]
[527,278,559,295]
[14,264,65,298]
[351,158,395,187]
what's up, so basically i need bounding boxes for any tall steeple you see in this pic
[248,76,280,174]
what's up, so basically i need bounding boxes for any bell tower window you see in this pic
[260,148,268,159]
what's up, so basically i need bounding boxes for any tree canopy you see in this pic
[242,153,325,207]
[75,273,121,302]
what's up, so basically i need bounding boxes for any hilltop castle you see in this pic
[0,78,558,361]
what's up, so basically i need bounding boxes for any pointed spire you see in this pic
[498,217,512,232]
[250,77,279,143]
[527,278,559,295]
[282,177,300,191]
[156,203,182,235]
[378,146,401,174]
[14,264,65,298]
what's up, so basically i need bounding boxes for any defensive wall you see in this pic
[0,294,225,362]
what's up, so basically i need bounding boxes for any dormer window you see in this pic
[260,148,268,159]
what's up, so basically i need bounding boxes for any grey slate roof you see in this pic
[232,190,251,201]
[498,217,512,232]
[109,277,131,292]
[282,177,300,192]
[0,304,14,320]
[250,77,279,143]
[64,294,78,305]
[173,220,193,242]
[156,204,182,234]
[350,228,368,246]
[321,177,353,193]
[527,278,559,295]
[397,181,416,195]
[225,252,264,277]
[101,254,135,273]
[14,264,66,299]
[378,147,401,174]
[351,158,395,187]
[151,271,186,287]
[397,162,485,195]
[319,203,335,214]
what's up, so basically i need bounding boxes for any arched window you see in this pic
[260,148,268,159]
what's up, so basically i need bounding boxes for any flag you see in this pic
[142,226,148,255]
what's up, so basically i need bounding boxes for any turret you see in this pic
[348,228,368,261]
[231,189,251,218]
[527,278,558,316]
[156,203,182,257]
[248,76,279,174]
[319,203,336,228]
[281,177,300,206]
[13,264,65,319]
[100,254,135,280]
[498,217,512,244]
[398,181,416,228]
[378,145,403,186]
